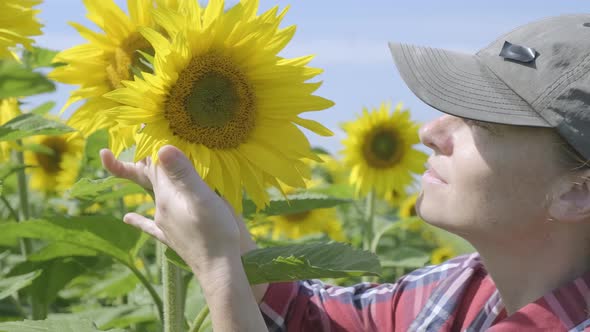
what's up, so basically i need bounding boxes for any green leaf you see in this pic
[242,242,381,284]
[21,47,60,69]
[30,258,93,308]
[20,142,54,155]
[0,318,125,332]
[28,242,98,262]
[165,250,191,273]
[83,129,109,169]
[85,269,139,300]
[0,216,142,265]
[0,113,74,141]
[30,101,56,115]
[166,242,382,284]
[0,271,41,301]
[68,177,135,200]
[98,305,155,330]
[94,185,146,203]
[243,193,351,218]
[379,248,431,269]
[0,60,55,99]
[50,306,155,331]
[0,162,28,180]
[426,224,475,255]
[136,50,154,65]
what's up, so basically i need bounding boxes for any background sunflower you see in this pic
[25,132,84,193]
[341,102,427,199]
[0,98,21,161]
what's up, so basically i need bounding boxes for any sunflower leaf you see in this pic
[21,46,60,69]
[68,177,140,200]
[0,60,55,98]
[242,193,351,218]
[0,113,74,141]
[21,142,55,155]
[9,257,98,311]
[0,317,125,332]
[0,216,142,266]
[49,306,155,331]
[82,129,109,170]
[0,270,41,301]
[166,242,381,284]
[0,162,29,179]
[31,101,56,115]
[378,248,431,269]
[28,242,98,262]
[136,50,154,66]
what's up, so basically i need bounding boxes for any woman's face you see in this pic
[416,114,567,242]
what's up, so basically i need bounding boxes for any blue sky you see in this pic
[30,0,590,154]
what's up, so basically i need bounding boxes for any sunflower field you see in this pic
[0,1,472,331]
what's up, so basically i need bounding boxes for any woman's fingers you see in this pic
[123,212,168,245]
[100,149,153,190]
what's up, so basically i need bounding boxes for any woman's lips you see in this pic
[422,168,447,185]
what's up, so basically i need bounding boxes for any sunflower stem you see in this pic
[129,264,164,321]
[161,242,186,332]
[362,189,376,283]
[14,142,43,319]
[0,196,19,221]
[189,304,209,332]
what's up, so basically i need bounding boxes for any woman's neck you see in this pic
[471,223,590,315]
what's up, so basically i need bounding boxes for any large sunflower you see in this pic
[341,102,427,199]
[49,0,180,156]
[25,131,84,193]
[105,0,334,211]
[0,0,43,59]
[0,98,21,161]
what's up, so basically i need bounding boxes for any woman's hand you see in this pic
[100,145,241,275]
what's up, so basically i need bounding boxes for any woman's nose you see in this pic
[419,115,454,155]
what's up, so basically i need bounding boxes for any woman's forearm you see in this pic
[237,220,270,304]
[192,255,268,331]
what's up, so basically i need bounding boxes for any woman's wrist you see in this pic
[192,252,267,330]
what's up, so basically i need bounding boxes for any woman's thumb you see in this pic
[158,145,202,187]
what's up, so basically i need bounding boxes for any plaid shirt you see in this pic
[260,253,590,331]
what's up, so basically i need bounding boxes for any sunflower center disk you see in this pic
[284,211,311,223]
[363,129,403,168]
[165,52,256,149]
[106,33,153,90]
[35,137,67,174]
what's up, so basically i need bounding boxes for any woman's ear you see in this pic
[547,170,590,223]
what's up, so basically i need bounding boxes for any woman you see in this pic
[100,15,590,331]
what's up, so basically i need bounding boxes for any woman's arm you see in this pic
[100,145,267,331]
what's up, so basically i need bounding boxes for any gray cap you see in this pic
[389,14,590,160]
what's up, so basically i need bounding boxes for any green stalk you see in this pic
[189,305,209,332]
[129,264,164,322]
[161,242,186,332]
[14,143,44,319]
[14,144,33,256]
[362,190,376,283]
[0,196,18,221]
[363,190,376,252]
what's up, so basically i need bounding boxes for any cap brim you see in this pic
[388,42,551,127]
